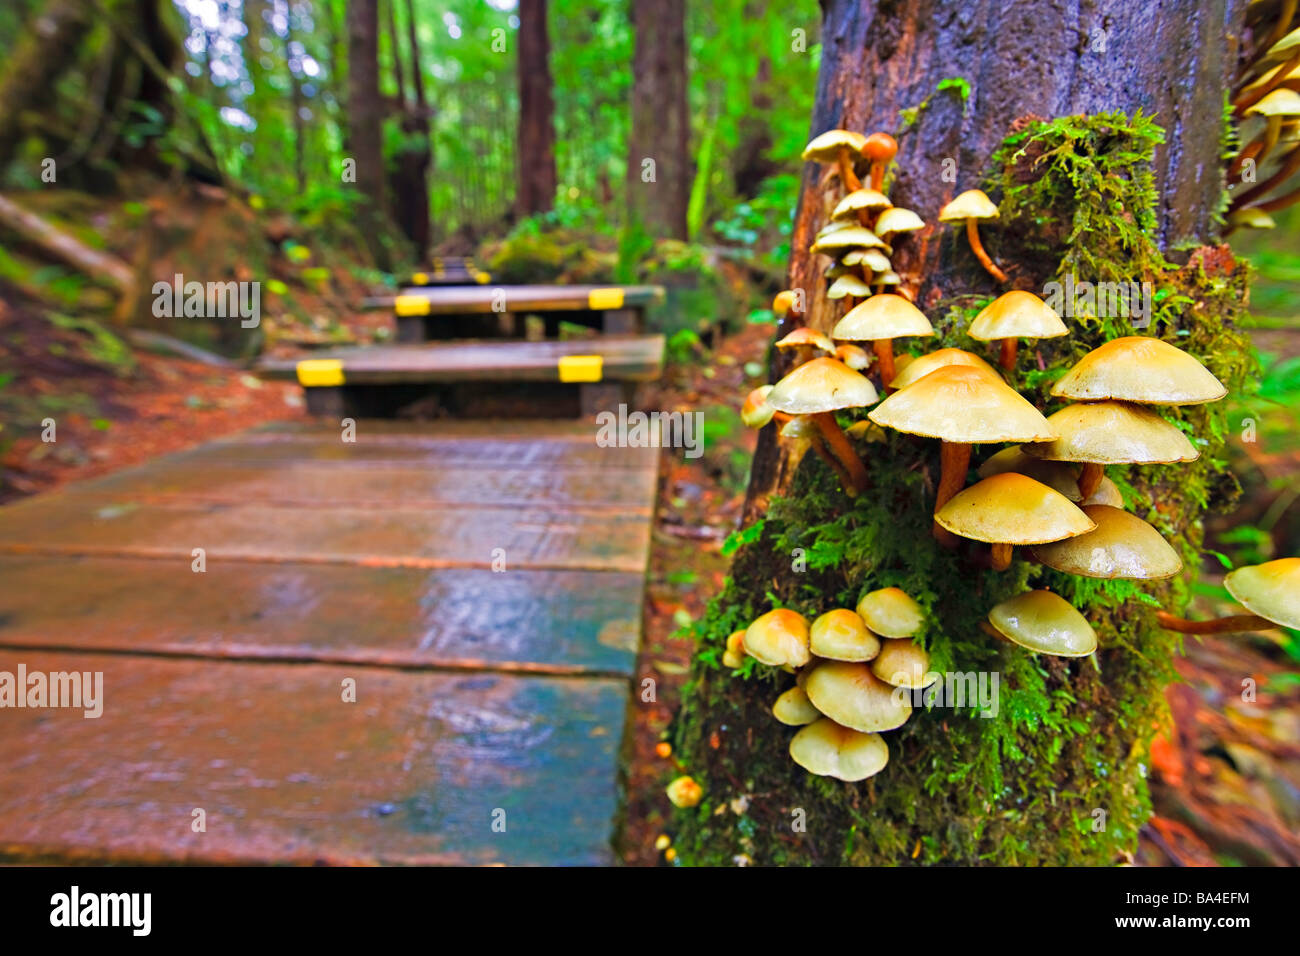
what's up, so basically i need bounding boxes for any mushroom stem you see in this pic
[998,337,1018,371]
[1155,611,1274,634]
[1231,142,1300,209]
[812,411,870,495]
[873,339,896,388]
[809,432,856,491]
[1264,115,1283,156]
[990,542,1013,571]
[1229,137,1264,178]
[869,160,886,192]
[965,218,1008,283]
[837,146,863,193]
[1253,181,1300,212]
[932,440,971,546]
[1234,48,1300,113]
[1077,462,1104,500]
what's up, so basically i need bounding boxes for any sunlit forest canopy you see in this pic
[0,0,819,247]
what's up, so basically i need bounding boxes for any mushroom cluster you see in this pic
[712,119,1254,819]
[734,588,929,781]
[1229,15,1300,228]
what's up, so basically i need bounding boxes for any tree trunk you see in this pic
[0,0,94,173]
[673,0,1255,867]
[516,0,557,217]
[346,0,388,263]
[627,0,690,239]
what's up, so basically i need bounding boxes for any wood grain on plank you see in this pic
[0,652,626,865]
[0,497,652,572]
[0,557,641,675]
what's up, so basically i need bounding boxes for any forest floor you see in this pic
[2,288,1298,867]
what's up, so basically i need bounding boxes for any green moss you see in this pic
[670,111,1256,866]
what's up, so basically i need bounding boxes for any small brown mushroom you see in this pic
[938,189,1006,283]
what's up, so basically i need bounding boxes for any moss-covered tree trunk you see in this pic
[674,0,1258,866]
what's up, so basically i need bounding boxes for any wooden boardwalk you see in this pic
[0,420,658,865]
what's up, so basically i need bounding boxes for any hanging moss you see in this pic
[670,111,1256,866]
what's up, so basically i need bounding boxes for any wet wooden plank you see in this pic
[363,283,664,313]
[0,497,652,572]
[0,557,641,675]
[62,460,657,512]
[179,432,661,469]
[256,334,665,384]
[0,651,626,865]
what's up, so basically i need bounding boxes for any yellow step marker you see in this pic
[587,288,625,310]
[558,354,603,383]
[411,272,429,285]
[296,359,345,387]
[395,294,431,316]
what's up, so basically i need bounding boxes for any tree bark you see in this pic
[627,0,690,239]
[0,0,94,173]
[346,0,387,256]
[516,0,557,217]
[676,0,1254,867]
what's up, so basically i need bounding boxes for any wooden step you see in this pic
[0,651,626,865]
[0,557,641,675]
[257,335,664,387]
[364,284,664,315]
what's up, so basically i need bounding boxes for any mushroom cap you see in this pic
[816,219,856,239]
[809,608,881,662]
[773,290,798,316]
[740,385,776,428]
[938,189,999,222]
[775,327,836,353]
[1245,88,1300,116]
[873,207,926,235]
[1081,475,1124,508]
[789,718,890,781]
[987,590,1098,657]
[1225,558,1300,630]
[1050,337,1227,405]
[666,775,703,807]
[1229,208,1276,229]
[859,249,892,273]
[1023,401,1198,465]
[1267,25,1300,57]
[768,357,880,415]
[804,661,912,733]
[977,446,1083,501]
[827,275,875,299]
[845,419,888,442]
[875,270,902,286]
[935,473,1096,545]
[773,686,822,726]
[861,132,899,162]
[832,294,934,342]
[868,365,1056,443]
[722,630,747,669]
[870,639,935,688]
[1030,505,1183,579]
[969,290,1068,342]
[811,226,888,253]
[779,415,819,440]
[855,587,924,638]
[888,347,999,390]
[835,343,871,370]
[803,129,868,161]
[832,188,892,218]
[744,608,811,667]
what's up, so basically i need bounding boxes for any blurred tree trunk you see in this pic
[516,0,557,216]
[676,0,1254,867]
[627,0,689,239]
[384,0,431,256]
[346,0,388,264]
[0,0,94,172]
